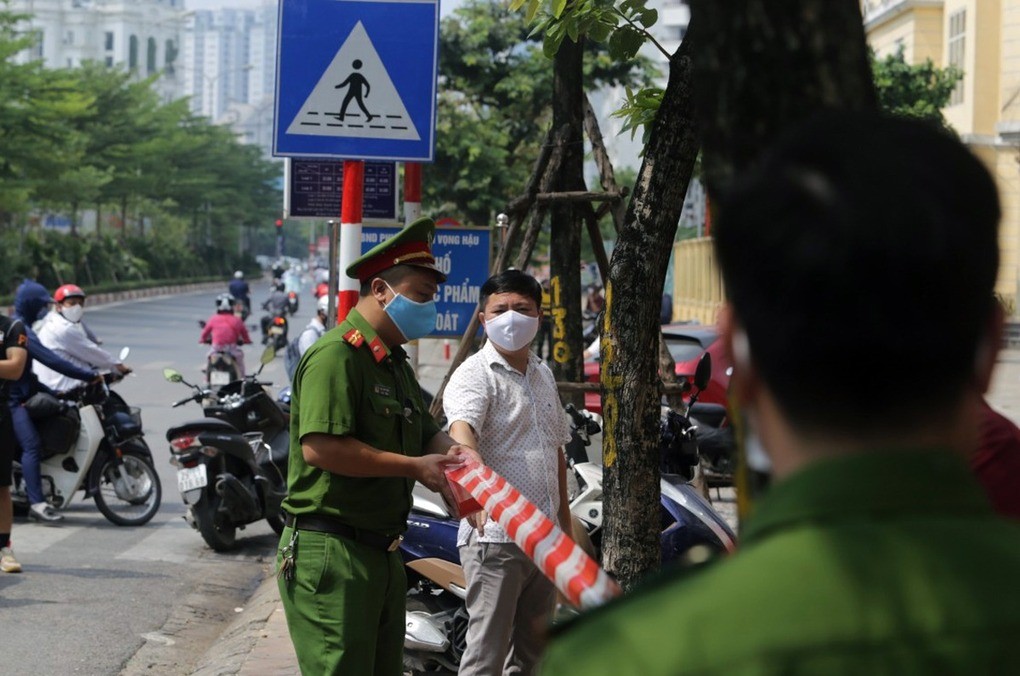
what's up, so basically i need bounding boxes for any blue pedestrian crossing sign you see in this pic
[274,0,439,162]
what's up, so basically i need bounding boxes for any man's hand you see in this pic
[447,443,482,466]
[414,453,464,506]
[470,509,488,536]
[116,364,132,375]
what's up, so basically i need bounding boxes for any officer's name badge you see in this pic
[374,384,393,397]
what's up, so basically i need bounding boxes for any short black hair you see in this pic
[480,269,542,310]
[714,111,1000,435]
[358,265,418,296]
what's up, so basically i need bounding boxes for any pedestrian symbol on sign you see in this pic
[285,21,420,141]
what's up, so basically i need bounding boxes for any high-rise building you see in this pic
[10,0,186,103]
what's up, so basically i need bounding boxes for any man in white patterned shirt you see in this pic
[444,269,572,676]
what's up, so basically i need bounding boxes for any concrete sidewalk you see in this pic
[188,346,1020,675]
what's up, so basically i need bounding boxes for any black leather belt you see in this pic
[284,513,402,552]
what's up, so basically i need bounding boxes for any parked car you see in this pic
[581,325,732,413]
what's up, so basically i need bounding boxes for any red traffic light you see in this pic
[275,219,283,229]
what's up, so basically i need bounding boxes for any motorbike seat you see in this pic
[165,417,239,442]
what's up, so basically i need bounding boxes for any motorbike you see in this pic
[163,346,289,551]
[688,402,736,487]
[12,349,162,526]
[401,354,736,674]
[261,312,289,352]
[286,291,299,316]
[197,319,245,389]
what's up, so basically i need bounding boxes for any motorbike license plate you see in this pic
[210,370,231,386]
[269,327,284,336]
[177,465,208,493]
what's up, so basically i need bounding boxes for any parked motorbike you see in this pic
[163,346,289,551]
[401,354,735,674]
[286,291,299,316]
[12,349,162,526]
[688,402,736,487]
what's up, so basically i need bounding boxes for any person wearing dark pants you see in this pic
[11,279,96,524]
[0,312,28,572]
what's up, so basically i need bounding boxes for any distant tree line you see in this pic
[0,3,282,289]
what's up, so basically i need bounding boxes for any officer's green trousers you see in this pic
[277,526,406,676]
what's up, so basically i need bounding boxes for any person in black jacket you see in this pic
[0,312,28,571]
[11,279,97,524]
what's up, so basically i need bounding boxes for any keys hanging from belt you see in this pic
[277,529,298,581]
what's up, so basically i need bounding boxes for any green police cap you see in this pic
[346,217,447,283]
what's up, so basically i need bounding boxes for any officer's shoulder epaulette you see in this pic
[342,328,365,348]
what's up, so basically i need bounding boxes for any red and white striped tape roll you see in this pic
[447,460,621,609]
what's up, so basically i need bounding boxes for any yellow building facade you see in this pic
[865,0,1020,314]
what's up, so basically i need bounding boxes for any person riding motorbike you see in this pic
[228,271,251,316]
[10,279,98,524]
[201,294,252,377]
[260,282,289,338]
[34,284,132,393]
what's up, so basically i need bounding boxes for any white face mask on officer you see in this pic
[61,303,85,324]
[484,310,539,353]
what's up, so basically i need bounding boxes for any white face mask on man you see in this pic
[484,310,539,352]
[61,304,84,324]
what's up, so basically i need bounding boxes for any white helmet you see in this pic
[216,294,234,312]
[316,294,330,315]
[233,270,244,279]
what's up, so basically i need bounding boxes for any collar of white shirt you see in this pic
[481,339,539,376]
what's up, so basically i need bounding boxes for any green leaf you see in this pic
[544,29,567,58]
[552,0,568,19]
[508,0,528,11]
[639,9,658,28]
[525,0,541,23]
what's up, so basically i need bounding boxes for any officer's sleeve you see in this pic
[443,358,490,438]
[295,340,360,440]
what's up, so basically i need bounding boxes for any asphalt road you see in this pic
[0,278,311,675]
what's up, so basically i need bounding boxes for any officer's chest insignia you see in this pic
[343,328,364,347]
[373,383,393,397]
[368,336,387,363]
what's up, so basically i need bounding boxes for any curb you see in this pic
[190,566,288,676]
[86,281,226,309]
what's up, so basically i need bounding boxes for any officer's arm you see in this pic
[302,433,463,502]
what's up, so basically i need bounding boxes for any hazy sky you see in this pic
[184,0,464,17]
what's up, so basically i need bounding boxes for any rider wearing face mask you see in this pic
[443,269,573,676]
[34,285,131,394]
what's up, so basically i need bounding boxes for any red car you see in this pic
[581,325,731,414]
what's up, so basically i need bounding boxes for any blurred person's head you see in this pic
[714,111,1002,475]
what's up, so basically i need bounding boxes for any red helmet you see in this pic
[54,284,86,303]
[314,282,329,299]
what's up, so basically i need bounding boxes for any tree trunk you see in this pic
[690,0,877,195]
[548,36,587,407]
[601,25,700,591]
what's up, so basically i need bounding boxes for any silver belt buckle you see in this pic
[387,535,403,552]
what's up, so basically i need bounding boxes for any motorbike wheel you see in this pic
[93,447,162,526]
[195,494,239,551]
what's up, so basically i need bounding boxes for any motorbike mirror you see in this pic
[163,368,184,383]
[119,347,130,362]
[694,352,712,392]
[260,345,275,365]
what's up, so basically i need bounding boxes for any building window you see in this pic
[147,37,157,74]
[105,31,114,51]
[948,10,965,105]
[63,30,74,46]
[105,55,113,67]
[129,35,138,69]
[30,30,43,60]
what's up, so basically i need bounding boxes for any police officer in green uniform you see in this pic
[541,113,1020,674]
[278,217,478,676]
